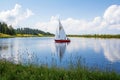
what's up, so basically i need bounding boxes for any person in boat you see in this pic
[66,37,70,40]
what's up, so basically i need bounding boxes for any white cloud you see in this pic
[35,5,120,34]
[0,4,34,27]
[35,16,58,33]
[104,5,120,24]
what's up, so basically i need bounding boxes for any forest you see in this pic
[16,28,53,35]
[0,22,16,35]
[0,22,53,36]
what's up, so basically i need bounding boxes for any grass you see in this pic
[38,33,44,37]
[0,33,14,38]
[0,33,54,38]
[16,34,38,37]
[16,34,54,37]
[0,60,120,80]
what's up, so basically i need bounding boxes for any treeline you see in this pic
[0,22,16,35]
[68,34,120,38]
[0,22,54,36]
[16,28,54,35]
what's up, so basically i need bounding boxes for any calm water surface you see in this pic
[0,37,120,72]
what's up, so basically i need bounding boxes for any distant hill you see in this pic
[16,28,54,36]
[0,22,54,36]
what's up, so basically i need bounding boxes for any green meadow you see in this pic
[0,60,120,80]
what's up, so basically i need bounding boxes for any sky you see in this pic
[0,0,120,34]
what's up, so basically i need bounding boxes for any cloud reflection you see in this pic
[67,38,120,62]
[101,39,120,62]
[0,39,19,63]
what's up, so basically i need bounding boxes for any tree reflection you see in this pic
[0,44,8,50]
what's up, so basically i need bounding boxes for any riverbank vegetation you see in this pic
[16,28,54,36]
[0,22,54,38]
[68,34,120,38]
[0,33,54,38]
[0,33,14,38]
[0,22,16,35]
[0,60,120,80]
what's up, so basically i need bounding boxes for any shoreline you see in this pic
[0,33,54,38]
[0,33,120,38]
[67,34,120,38]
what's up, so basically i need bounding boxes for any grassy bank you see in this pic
[16,34,39,37]
[0,33,14,38]
[0,33,54,38]
[0,60,120,80]
[16,34,54,37]
[68,34,120,38]
[1,33,120,38]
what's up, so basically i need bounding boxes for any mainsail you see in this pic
[55,20,66,40]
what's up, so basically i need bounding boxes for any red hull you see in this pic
[55,39,70,43]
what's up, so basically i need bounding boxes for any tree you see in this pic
[9,25,16,35]
[0,22,16,35]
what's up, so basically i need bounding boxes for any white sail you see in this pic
[55,20,66,40]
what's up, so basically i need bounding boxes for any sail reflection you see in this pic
[55,42,68,61]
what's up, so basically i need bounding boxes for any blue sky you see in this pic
[0,0,120,34]
[0,0,119,20]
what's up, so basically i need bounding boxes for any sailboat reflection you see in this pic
[55,42,69,61]
[0,44,8,51]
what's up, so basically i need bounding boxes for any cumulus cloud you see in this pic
[104,5,120,24]
[0,4,34,27]
[35,5,120,34]
[35,16,58,33]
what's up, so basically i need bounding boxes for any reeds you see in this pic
[0,57,120,80]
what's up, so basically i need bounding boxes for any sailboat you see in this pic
[55,20,70,43]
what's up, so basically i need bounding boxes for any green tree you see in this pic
[0,22,16,35]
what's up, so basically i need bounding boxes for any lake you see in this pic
[0,37,120,72]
